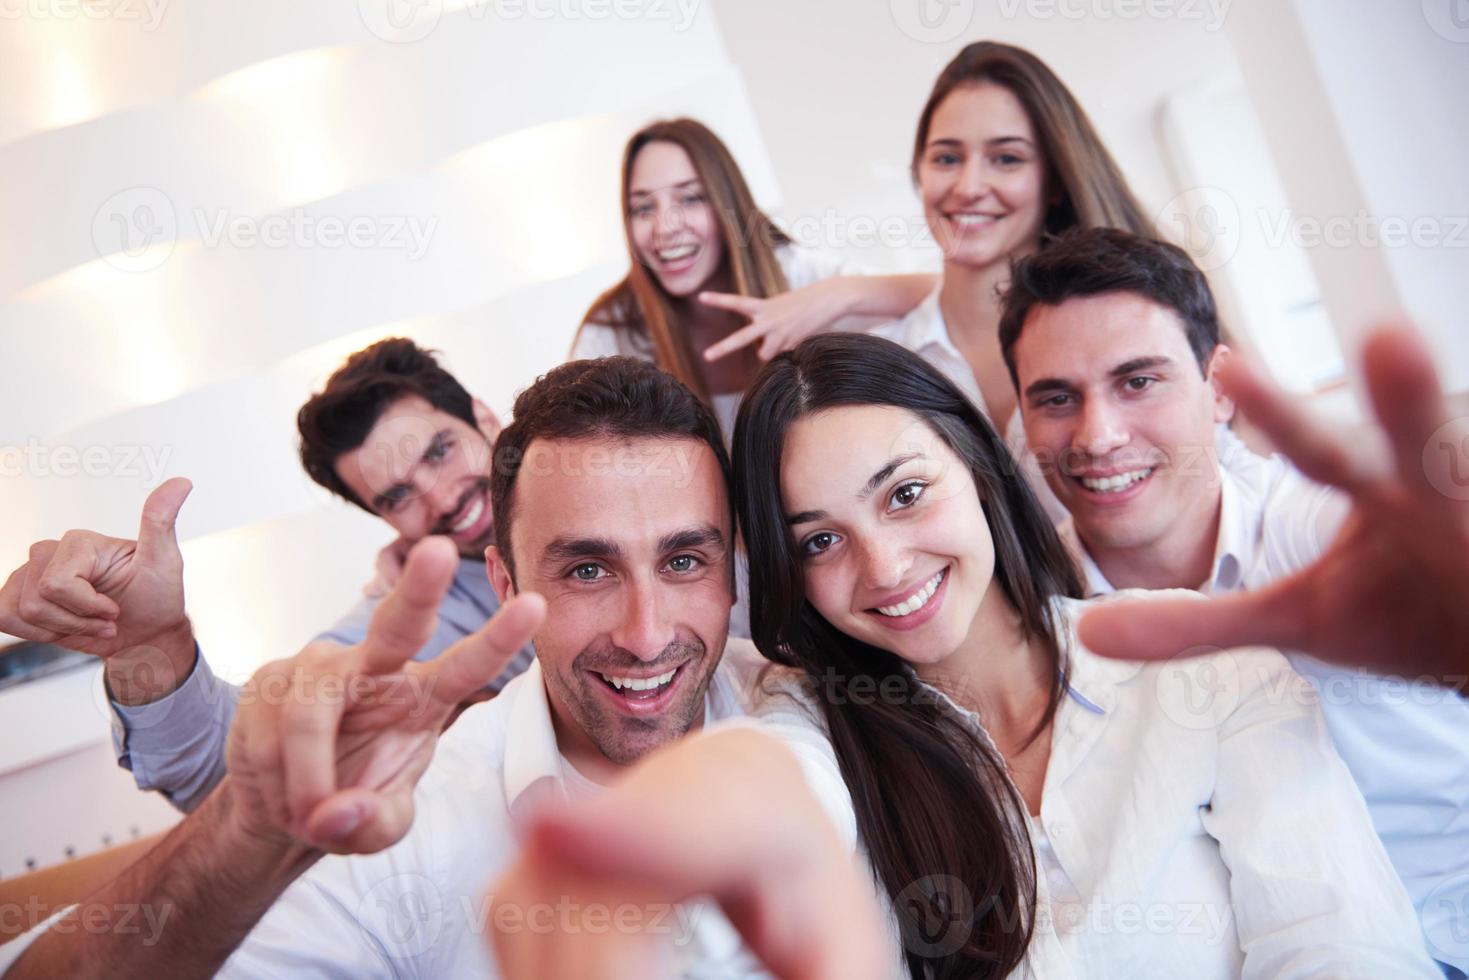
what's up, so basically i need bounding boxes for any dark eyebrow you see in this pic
[1024,357,1177,401]
[370,430,448,512]
[785,453,925,526]
[1110,356,1174,377]
[659,524,726,554]
[541,536,624,567]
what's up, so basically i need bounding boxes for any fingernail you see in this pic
[98,624,117,639]
[318,804,364,842]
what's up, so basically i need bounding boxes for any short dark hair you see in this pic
[999,227,1221,386]
[489,357,731,583]
[297,338,478,512]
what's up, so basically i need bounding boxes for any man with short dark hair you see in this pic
[1001,226,1469,975]
[0,356,797,979]
[0,338,533,812]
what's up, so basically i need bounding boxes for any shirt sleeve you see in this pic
[1200,649,1440,978]
[108,645,238,814]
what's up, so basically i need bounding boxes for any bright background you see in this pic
[1,0,1466,874]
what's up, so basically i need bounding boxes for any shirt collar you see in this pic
[1062,461,1249,598]
[896,286,960,357]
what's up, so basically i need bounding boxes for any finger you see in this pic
[231,668,291,832]
[39,534,123,620]
[281,648,355,833]
[1360,323,1451,496]
[135,477,192,568]
[18,552,117,640]
[426,593,545,708]
[696,291,760,316]
[0,565,64,643]
[1076,584,1304,662]
[305,786,414,855]
[360,536,460,674]
[702,322,767,363]
[1217,355,1378,493]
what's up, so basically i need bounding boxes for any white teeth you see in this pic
[450,495,484,534]
[950,214,998,229]
[657,244,698,261]
[599,668,677,692]
[875,569,946,618]
[1079,468,1154,494]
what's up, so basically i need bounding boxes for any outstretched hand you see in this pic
[699,282,847,363]
[490,730,891,980]
[224,537,545,855]
[1079,322,1469,690]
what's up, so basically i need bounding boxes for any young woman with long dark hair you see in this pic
[721,333,1431,978]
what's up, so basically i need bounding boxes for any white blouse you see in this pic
[737,593,1439,979]
[569,244,857,436]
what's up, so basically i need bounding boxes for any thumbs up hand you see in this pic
[0,477,197,703]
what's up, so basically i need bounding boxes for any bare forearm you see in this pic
[6,783,318,979]
[836,273,938,320]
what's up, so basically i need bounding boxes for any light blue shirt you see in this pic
[1063,444,1469,975]
[108,557,535,813]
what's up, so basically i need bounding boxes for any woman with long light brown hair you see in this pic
[875,41,1153,438]
[572,117,935,435]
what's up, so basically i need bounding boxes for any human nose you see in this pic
[611,577,676,662]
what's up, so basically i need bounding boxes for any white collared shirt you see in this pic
[745,597,1440,978]
[0,645,774,979]
[1062,446,1469,973]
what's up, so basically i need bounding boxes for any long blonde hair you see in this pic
[578,118,791,401]
[913,42,1153,240]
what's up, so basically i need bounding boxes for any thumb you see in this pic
[1077,585,1300,662]
[136,477,193,567]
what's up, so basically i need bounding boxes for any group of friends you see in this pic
[1,40,1467,980]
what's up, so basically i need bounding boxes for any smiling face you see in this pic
[1013,291,1231,559]
[334,394,496,558]
[916,82,1050,272]
[627,140,726,298]
[781,405,1003,667]
[488,435,733,770]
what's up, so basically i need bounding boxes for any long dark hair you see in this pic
[732,334,1084,979]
